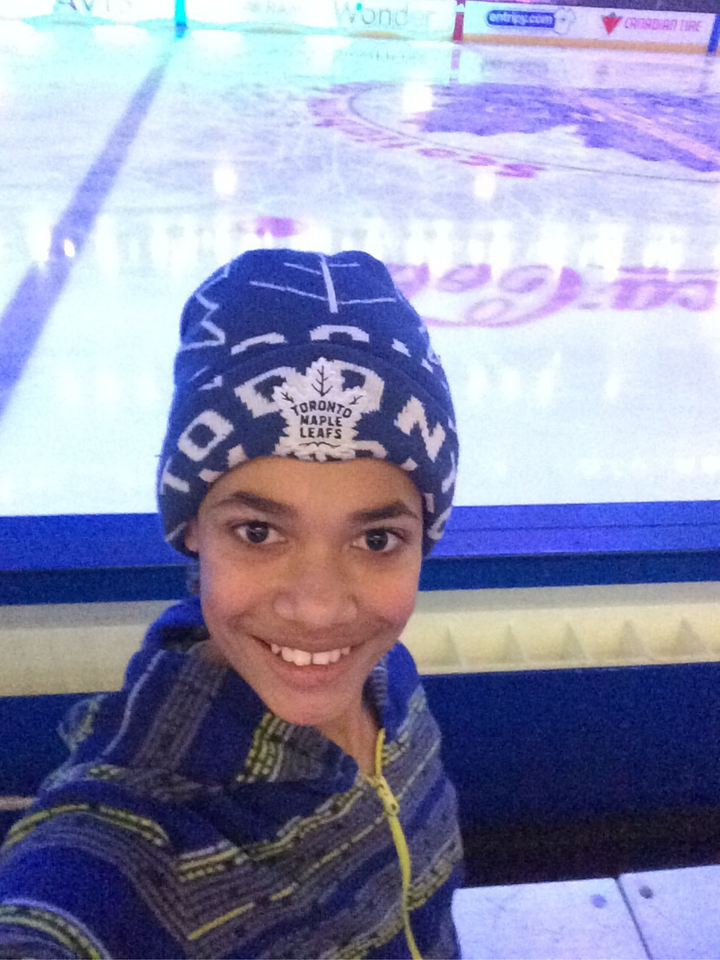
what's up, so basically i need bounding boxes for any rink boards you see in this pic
[1,0,719,54]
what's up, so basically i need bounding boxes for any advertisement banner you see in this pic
[463,0,714,47]
[185,0,456,40]
[49,0,172,22]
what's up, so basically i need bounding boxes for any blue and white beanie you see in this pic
[158,249,458,556]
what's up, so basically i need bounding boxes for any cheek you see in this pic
[198,555,256,622]
[367,573,419,630]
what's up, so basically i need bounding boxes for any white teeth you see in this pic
[267,642,353,666]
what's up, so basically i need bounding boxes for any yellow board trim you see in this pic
[463,34,708,53]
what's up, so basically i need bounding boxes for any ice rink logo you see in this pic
[486,7,576,35]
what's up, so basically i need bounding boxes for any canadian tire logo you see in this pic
[603,12,622,33]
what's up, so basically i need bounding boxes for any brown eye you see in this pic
[364,529,391,552]
[237,522,271,544]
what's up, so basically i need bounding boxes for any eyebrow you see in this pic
[350,502,421,524]
[209,492,420,523]
[210,491,293,517]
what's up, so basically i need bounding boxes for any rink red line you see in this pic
[0,51,173,423]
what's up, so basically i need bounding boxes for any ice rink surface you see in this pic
[0,21,719,517]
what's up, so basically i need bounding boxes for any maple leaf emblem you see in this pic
[602,13,622,33]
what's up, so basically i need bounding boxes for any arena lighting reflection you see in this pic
[641,228,686,272]
[27,219,51,264]
[535,221,567,275]
[474,169,496,202]
[401,81,433,114]
[212,164,238,198]
[594,222,625,280]
[487,222,513,275]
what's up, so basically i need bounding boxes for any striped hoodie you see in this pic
[0,597,463,959]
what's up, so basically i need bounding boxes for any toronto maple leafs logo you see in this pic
[273,358,385,461]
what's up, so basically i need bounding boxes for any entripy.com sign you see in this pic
[466,3,578,36]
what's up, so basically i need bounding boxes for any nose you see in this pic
[272,545,358,630]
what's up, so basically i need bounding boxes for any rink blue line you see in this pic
[708,15,720,54]
[0,52,172,424]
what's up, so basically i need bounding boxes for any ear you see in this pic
[184,518,199,554]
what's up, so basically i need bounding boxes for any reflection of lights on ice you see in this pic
[535,221,566,274]
[642,227,685,271]
[474,170,496,202]
[213,165,238,198]
[363,218,388,261]
[589,222,625,279]
[701,456,720,475]
[405,221,426,266]
[298,220,332,254]
[28,219,51,263]
[63,239,76,258]
[401,82,433,115]
[488,222,512,275]
[429,220,453,276]
[466,237,486,265]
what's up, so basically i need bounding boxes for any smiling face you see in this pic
[185,456,423,745]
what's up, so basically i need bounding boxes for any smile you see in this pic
[267,642,352,667]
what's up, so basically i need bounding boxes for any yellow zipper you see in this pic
[365,728,422,960]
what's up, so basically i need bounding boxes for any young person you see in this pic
[0,250,463,959]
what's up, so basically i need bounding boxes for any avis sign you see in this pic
[53,0,172,20]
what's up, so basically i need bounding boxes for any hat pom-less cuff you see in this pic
[158,348,457,558]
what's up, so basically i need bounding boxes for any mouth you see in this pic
[256,637,353,668]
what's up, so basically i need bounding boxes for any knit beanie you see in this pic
[157,249,458,557]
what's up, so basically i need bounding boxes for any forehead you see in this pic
[202,457,422,516]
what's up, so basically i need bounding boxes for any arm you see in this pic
[0,814,181,960]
